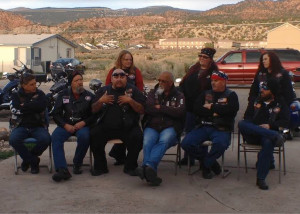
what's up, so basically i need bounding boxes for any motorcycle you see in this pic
[0,62,46,111]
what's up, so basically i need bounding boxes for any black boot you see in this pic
[21,160,30,172]
[144,166,162,186]
[52,168,72,182]
[256,178,269,190]
[30,157,40,174]
[202,166,213,179]
[211,161,221,175]
[90,168,109,176]
[73,165,83,174]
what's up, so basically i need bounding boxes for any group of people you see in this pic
[9,48,293,190]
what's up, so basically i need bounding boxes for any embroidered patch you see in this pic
[85,96,91,101]
[273,107,281,113]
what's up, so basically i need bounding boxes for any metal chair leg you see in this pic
[279,147,282,184]
[89,147,93,171]
[14,150,18,175]
[48,145,53,173]
[283,144,286,175]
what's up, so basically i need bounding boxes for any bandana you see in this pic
[200,48,216,59]
[211,71,228,80]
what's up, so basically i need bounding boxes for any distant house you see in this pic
[158,37,210,49]
[216,39,233,49]
[267,23,300,50]
[0,34,77,73]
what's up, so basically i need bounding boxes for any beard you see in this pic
[156,87,164,96]
[75,86,85,94]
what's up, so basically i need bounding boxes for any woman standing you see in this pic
[179,47,219,165]
[105,50,145,165]
[248,51,294,107]
[9,73,51,174]
[105,50,144,91]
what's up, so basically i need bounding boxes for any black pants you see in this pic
[90,125,143,171]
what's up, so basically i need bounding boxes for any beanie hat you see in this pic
[200,48,216,59]
[68,71,83,85]
[211,70,228,81]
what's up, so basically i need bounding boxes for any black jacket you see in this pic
[53,88,95,127]
[93,83,145,130]
[144,84,185,134]
[244,97,290,130]
[10,88,48,129]
[248,68,294,106]
[193,88,239,131]
[180,61,217,112]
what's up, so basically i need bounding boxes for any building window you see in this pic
[33,47,41,66]
[66,48,72,58]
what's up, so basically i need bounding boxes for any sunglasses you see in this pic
[112,72,127,78]
[198,54,210,59]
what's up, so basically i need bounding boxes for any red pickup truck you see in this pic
[216,48,300,83]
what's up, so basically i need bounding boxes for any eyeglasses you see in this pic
[198,54,210,59]
[112,72,127,78]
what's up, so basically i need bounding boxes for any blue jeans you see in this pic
[142,127,178,171]
[9,126,50,163]
[238,120,276,180]
[52,126,90,170]
[181,126,231,168]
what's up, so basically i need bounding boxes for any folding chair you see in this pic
[237,130,286,183]
[66,136,93,170]
[14,139,53,175]
[13,109,52,175]
[161,134,183,176]
[89,138,124,170]
[187,131,234,178]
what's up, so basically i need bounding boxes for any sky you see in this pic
[0,0,242,11]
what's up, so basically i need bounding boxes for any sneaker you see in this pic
[211,161,221,175]
[123,168,138,176]
[256,178,269,190]
[73,165,83,174]
[52,168,72,182]
[144,166,162,186]
[90,168,109,176]
[30,157,40,174]
[21,160,30,172]
[202,166,213,179]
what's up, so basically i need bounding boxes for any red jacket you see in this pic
[105,67,144,91]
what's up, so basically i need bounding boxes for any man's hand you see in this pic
[118,92,132,105]
[259,124,270,129]
[154,105,161,109]
[99,91,114,104]
[74,121,86,131]
[203,103,212,110]
[64,124,76,134]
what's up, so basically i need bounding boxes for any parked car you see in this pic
[216,48,300,83]
[50,58,85,78]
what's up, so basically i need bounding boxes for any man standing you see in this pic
[52,71,95,182]
[181,71,239,179]
[238,78,289,190]
[90,69,145,176]
[136,71,185,186]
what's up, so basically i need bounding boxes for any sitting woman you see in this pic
[9,73,51,174]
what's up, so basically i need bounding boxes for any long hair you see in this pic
[257,51,283,76]
[115,50,136,74]
[180,60,218,85]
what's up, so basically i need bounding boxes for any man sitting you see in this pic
[181,71,239,179]
[136,71,185,186]
[90,69,145,176]
[238,78,289,190]
[51,71,95,182]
